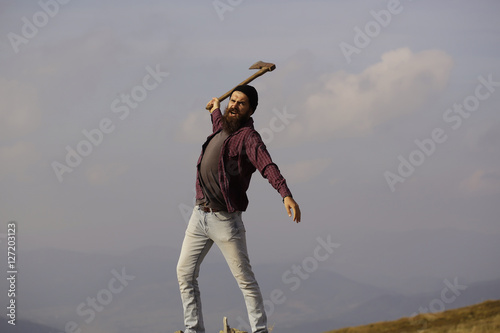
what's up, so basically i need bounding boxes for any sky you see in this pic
[1,0,500,272]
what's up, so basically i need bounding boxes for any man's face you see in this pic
[227,91,253,119]
[222,91,253,133]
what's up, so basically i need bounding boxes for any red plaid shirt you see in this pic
[195,108,292,212]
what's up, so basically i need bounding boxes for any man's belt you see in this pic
[200,206,223,213]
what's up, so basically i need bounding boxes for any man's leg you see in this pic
[177,207,214,333]
[207,211,268,333]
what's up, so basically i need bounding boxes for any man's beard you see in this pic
[221,106,250,134]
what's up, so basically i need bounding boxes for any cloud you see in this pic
[467,121,500,154]
[0,78,41,140]
[85,162,129,186]
[290,48,454,140]
[175,111,210,143]
[0,141,40,181]
[459,169,500,196]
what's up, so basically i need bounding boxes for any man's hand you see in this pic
[284,196,301,223]
[206,97,220,113]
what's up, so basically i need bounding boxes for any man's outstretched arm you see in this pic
[244,132,301,223]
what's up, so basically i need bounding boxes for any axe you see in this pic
[205,61,276,110]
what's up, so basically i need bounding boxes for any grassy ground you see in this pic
[324,299,500,333]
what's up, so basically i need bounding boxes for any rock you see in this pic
[219,316,248,333]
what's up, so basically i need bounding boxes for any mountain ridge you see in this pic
[323,299,500,333]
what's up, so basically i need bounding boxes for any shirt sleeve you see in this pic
[245,131,292,199]
[211,108,223,132]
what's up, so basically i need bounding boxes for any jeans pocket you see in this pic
[212,212,245,240]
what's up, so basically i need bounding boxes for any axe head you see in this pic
[249,61,276,71]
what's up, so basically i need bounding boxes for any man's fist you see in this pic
[206,97,220,113]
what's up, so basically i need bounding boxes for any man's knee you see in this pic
[232,269,258,288]
[177,262,188,275]
[177,262,189,282]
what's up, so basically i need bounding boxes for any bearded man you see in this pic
[176,85,301,333]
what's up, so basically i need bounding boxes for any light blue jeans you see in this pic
[177,206,267,333]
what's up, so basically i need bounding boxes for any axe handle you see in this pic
[206,67,270,110]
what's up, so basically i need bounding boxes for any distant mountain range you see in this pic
[1,243,499,333]
[0,317,55,333]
